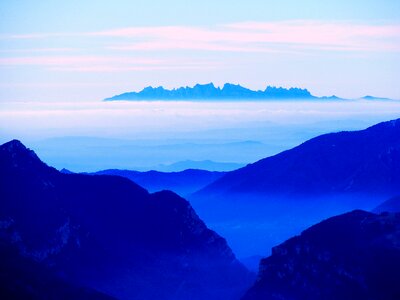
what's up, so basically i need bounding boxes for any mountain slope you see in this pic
[90,168,225,196]
[373,196,400,213]
[197,118,400,197]
[189,118,400,256]
[0,241,116,300]
[242,210,400,300]
[0,140,253,300]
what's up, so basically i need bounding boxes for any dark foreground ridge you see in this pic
[0,140,253,300]
[374,195,400,213]
[243,210,400,300]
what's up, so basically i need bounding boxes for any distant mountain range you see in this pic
[88,168,225,197]
[243,210,400,300]
[150,159,244,172]
[0,140,253,300]
[104,83,393,101]
[189,118,400,256]
[105,83,314,101]
[31,136,252,173]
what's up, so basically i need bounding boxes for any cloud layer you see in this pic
[1,20,399,73]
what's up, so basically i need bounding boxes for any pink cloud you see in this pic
[94,21,400,52]
[2,20,399,74]
[0,56,163,66]
[5,21,400,53]
[0,55,222,72]
[0,47,80,53]
[107,41,277,53]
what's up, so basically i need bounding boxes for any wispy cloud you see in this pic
[0,56,161,66]
[0,55,222,72]
[0,47,80,53]
[1,20,399,74]
[5,20,399,53]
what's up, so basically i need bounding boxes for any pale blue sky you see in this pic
[2,0,400,32]
[1,1,400,171]
[0,0,399,101]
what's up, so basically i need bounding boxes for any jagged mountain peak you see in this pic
[0,139,45,169]
[105,82,316,101]
[1,139,28,152]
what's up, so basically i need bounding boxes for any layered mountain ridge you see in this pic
[89,168,225,196]
[189,118,400,256]
[196,118,400,197]
[0,139,253,300]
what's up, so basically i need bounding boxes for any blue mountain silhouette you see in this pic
[190,118,400,256]
[0,140,253,300]
[105,83,316,100]
[89,168,226,197]
[243,210,400,300]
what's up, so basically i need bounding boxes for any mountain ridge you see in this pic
[0,139,253,300]
[195,118,400,197]
[189,117,400,257]
[242,210,400,300]
[105,83,317,101]
[104,82,394,101]
[89,168,226,197]
[373,196,400,213]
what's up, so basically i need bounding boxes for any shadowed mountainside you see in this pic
[0,241,116,300]
[0,140,253,300]
[242,210,400,300]
[373,196,400,213]
[196,118,400,197]
[190,118,400,256]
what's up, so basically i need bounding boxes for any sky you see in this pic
[1,0,400,171]
[0,0,400,101]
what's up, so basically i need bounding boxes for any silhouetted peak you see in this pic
[222,83,251,92]
[361,95,391,101]
[193,82,216,91]
[223,83,241,88]
[0,139,38,159]
[1,139,26,151]
[60,168,74,174]
[264,85,312,96]
[0,140,46,170]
